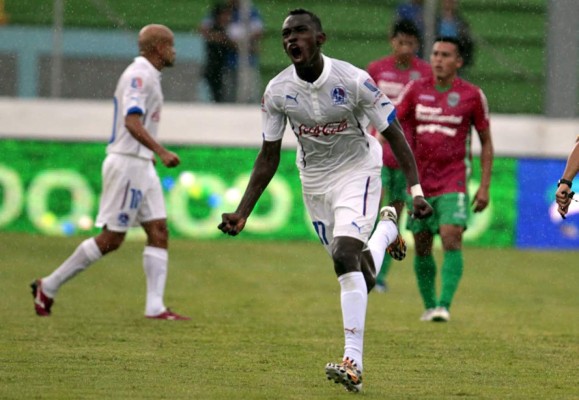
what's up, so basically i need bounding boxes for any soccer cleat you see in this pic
[431,306,450,322]
[30,279,54,317]
[380,206,407,261]
[325,357,363,393]
[146,308,190,321]
[419,308,437,322]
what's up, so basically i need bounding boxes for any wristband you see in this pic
[410,184,424,198]
[558,179,573,188]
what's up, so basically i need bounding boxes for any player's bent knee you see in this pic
[95,233,125,254]
[332,249,360,275]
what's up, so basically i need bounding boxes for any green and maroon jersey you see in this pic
[396,76,490,196]
[367,56,432,169]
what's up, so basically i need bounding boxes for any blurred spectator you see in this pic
[395,0,425,56]
[436,0,475,73]
[396,0,474,70]
[199,2,236,103]
[199,0,264,103]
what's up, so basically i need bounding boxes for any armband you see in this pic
[410,184,424,198]
[558,179,573,188]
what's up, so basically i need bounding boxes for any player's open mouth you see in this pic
[289,45,302,60]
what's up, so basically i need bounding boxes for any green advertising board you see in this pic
[0,139,516,246]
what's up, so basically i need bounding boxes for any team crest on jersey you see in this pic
[447,92,460,107]
[331,86,347,105]
[131,77,143,89]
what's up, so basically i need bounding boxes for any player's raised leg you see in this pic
[366,206,406,292]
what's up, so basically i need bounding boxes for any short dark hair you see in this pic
[391,19,420,40]
[211,2,230,19]
[287,8,323,32]
[434,36,463,57]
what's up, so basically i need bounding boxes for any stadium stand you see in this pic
[4,0,547,114]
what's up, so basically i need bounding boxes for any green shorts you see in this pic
[406,192,469,234]
[382,167,408,203]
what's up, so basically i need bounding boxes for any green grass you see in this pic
[1,232,578,399]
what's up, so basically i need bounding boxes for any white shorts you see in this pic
[303,173,381,255]
[96,153,166,232]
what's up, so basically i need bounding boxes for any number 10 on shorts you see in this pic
[312,221,329,245]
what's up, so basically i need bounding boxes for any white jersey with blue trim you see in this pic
[262,55,397,194]
[106,56,163,160]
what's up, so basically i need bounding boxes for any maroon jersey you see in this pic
[396,76,490,196]
[367,55,432,168]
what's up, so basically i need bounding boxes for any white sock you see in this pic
[367,220,398,276]
[339,271,367,371]
[42,238,102,298]
[143,246,168,316]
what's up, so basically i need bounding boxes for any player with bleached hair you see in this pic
[218,8,432,393]
[31,24,189,321]
[396,36,494,323]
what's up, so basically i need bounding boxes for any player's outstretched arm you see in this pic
[380,118,432,219]
[218,139,282,236]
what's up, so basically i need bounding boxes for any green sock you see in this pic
[376,255,392,285]
[414,255,437,309]
[439,250,463,309]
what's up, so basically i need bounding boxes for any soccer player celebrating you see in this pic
[31,24,189,321]
[366,18,432,292]
[396,36,494,322]
[218,9,432,393]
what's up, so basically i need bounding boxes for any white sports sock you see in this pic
[367,220,398,276]
[42,238,102,298]
[143,246,168,317]
[339,271,368,371]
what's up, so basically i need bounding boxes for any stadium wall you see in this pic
[1,98,578,249]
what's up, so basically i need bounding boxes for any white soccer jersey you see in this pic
[262,55,397,193]
[106,56,164,160]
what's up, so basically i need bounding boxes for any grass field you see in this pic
[1,232,577,399]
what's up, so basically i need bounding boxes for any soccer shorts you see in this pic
[382,167,408,203]
[303,173,381,255]
[96,153,166,232]
[406,192,469,234]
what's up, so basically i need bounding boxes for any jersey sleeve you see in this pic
[122,74,148,116]
[261,84,286,142]
[472,87,490,132]
[394,80,416,121]
[356,71,396,133]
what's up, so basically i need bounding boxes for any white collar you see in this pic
[135,56,162,79]
[292,54,332,88]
